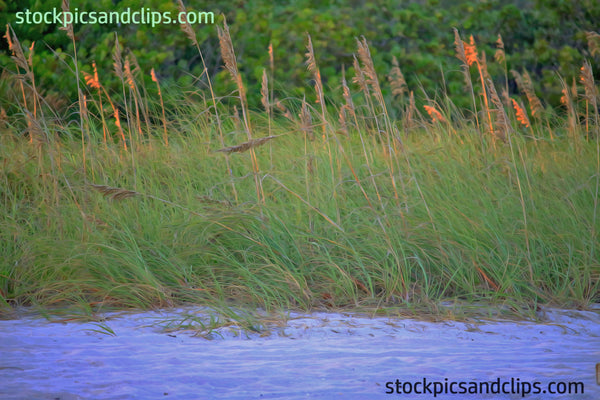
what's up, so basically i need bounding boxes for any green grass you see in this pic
[1,26,599,324]
[1,119,598,318]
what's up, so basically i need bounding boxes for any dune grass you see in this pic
[1,22,599,323]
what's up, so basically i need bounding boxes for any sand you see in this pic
[1,306,598,399]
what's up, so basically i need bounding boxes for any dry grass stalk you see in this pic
[512,98,530,128]
[352,55,368,94]
[111,105,127,151]
[59,0,74,40]
[581,61,599,138]
[388,56,407,99]
[354,54,380,137]
[5,24,37,143]
[522,70,543,116]
[113,35,135,159]
[464,35,479,67]
[512,69,543,117]
[112,34,124,80]
[218,19,252,137]
[356,37,379,90]
[479,51,491,80]
[260,67,273,164]
[5,25,30,74]
[215,135,280,154]
[423,105,446,124]
[586,31,600,58]
[260,69,270,111]
[84,61,108,144]
[501,88,511,108]
[453,28,469,71]
[560,77,578,135]
[26,112,46,145]
[26,40,33,67]
[351,54,376,133]
[81,94,89,121]
[338,72,354,136]
[151,68,168,146]
[466,37,494,136]
[218,19,263,203]
[61,0,87,177]
[128,52,152,137]
[496,34,510,103]
[218,23,239,81]
[305,34,328,139]
[275,100,294,121]
[5,28,41,109]
[341,69,356,117]
[83,63,100,90]
[580,61,598,103]
[124,55,144,143]
[268,42,274,110]
[177,0,198,47]
[300,96,314,141]
[453,29,480,133]
[356,36,394,137]
[260,69,274,167]
[123,57,136,90]
[486,78,509,142]
[82,65,126,150]
[268,42,274,73]
[113,108,122,131]
[90,184,140,201]
[405,91,417,130]
[494,34,505,64]
[356,36,398,153]
[305,35,322,102]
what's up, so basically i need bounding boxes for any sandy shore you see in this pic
[1,307,598,399]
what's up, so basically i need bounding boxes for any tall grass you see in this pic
[1,20,598,322]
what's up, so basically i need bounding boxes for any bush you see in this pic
[1,0,599,112]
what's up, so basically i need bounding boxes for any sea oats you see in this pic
[388,56,407,99]
[512,98,530,128]
[586,31,600,58]
[423,105,446,124]
[486,77,509,142]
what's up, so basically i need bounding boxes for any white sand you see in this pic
[1,307,598,399]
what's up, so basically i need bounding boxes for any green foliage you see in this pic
[2,0,599,112]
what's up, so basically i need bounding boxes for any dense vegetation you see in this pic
[0,1,598,322]
[2,0,600,110]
